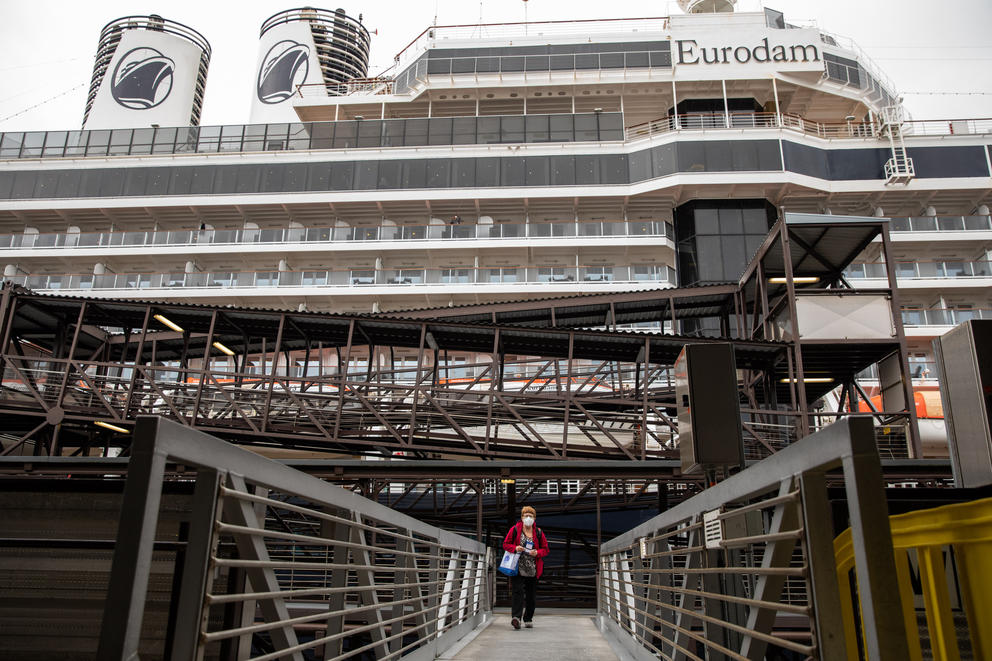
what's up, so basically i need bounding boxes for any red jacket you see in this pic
[502,521,550,579]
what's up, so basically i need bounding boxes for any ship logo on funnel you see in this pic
[111,47,175,110]
[257,40,310,104]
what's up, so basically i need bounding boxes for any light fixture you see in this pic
[593,107,603,113]
[212,341,236,356]
[95,421,130,434]
[354,115,364,120]
[768,276,820,284]
[153,314,184,332]
[500,478,516,485]
[779,377,835,384]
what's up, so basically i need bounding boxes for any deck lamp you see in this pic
[768,276,819,284]
[95,421,130,434]
[212,341,236,356]
[153,314,184,332]
[779,377,835,384]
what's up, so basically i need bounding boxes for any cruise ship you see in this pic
[0,1,989,456]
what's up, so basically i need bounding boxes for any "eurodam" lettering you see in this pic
[676,38,820,65]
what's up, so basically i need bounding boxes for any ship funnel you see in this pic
[250,6,371,124]
[82,15,211,130]
[678,0,737,13]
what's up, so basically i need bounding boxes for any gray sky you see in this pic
[1,0,990,131]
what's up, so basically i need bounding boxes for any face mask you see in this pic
[522,516,534,526]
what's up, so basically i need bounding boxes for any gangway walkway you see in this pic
[444,612,622,661]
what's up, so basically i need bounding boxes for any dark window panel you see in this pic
[550,155,576,186]
[357,120,383,148]
[500,56,524,72]
[308,163,331,190]
[428,118,453,146]
[145,168,170,196]
[525,115,550,143]
[124,169,150,197]
[697,235,724,281]
[310,123,333,150]
[628,150,652,182]
[731,141,759,171]
[549,115,574,142]
[331,161,356,190]
[99,168,125,197]
[382,120,406,147]
[212,166,238,194]
[525,55,550,71]
[378,160,401,189]
[718,206,744,234]
[404,118,428,147]
[452,158,475,187]
[55,170,81,197]
[169,168,194,195]
[32,171,59,198]
[452,117,477,145]
[0,171,14,198]
[476,158,499,187]
[599,53,624,69]
[477,117,500,144]
[600,155,627,184]
[260,165,285,193]
[355,161,379,189]
[426,159,451,187]
[501,157,525,187]
[651,143,678,176]
[695,207,720,235]
[401,159,426,188]
[190,166,215,195]
[500,116,525,143]
[235,165,260,194]
[525,157,549,186]
[575,156,600,185]
[284,163,308,191]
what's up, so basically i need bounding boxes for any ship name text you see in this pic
[676,38,820,66]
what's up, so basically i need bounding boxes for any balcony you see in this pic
[901,308,992,327]
[889,215,992,233]
[845,260,992,282]
[2,264,676,294]
[0,220,673,253]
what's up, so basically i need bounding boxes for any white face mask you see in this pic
[522,516,534,526]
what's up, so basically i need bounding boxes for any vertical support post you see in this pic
[799,469,847,660]
[880,222,922,457]
[96,416,169,659]
[779,219,810,435]
[772,76,782,126]
[722,79,730,126]
[841,417,910,660]
[170,467,223,661]
[262,313,286,432]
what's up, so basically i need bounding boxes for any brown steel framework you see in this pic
[0,214,920,461]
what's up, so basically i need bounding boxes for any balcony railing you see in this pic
[901,308,992,326]
[3,264,676,293]
[0,220,673,251]
[889,215,992,233]
[845,260,992,280]
[625,111,876,141]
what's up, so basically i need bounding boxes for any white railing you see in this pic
[625,111,876,141]
[295,79,394,98]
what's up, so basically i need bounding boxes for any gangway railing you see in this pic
[97,415,489,661]
[598,416,909,661]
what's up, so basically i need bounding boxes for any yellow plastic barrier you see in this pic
[834,496,992,661]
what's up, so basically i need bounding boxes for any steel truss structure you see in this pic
[0,213,920,461]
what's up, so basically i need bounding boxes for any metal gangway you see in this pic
[40,415,987,660]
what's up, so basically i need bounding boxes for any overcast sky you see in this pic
[1,0,990,131]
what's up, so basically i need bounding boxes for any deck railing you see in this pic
[845,260,992,280]
[0,220,673,252]
[97,416,489,660]
[1,263,677,293]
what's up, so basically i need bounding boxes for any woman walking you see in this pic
[501,506,549,629]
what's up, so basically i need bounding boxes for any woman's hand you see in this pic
[515,545,525,553]
[528,549,538,557]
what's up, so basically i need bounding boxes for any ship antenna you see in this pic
[523,0,528,35]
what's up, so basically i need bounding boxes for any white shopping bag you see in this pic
[498,550,520,576]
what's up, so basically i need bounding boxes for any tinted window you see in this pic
[501,157,525,186]
[550,156,575,186]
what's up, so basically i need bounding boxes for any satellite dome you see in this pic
[678,0,737,13]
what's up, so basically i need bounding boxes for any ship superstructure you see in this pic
[0,5,989,451]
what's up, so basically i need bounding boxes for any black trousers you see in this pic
[510,575,537,621]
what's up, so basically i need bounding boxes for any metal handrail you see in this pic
[598,417,910,661]
[97,416,489,660]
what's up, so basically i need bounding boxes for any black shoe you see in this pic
[511,617,521,630]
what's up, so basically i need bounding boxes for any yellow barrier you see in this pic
[834,496,992,661]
